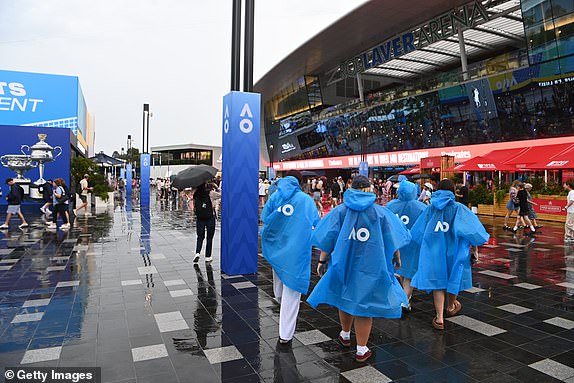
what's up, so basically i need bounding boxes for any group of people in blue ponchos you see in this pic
[261,171,489,363]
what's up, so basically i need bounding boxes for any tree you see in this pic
[70,157,112,201]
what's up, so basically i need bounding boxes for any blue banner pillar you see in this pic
[140,154,150,208]
[126,164,133,197]
[359,161,369,177]
[221,91,260,275]
[120,167,126,181]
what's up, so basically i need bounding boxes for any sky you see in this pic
[0,0,367,154]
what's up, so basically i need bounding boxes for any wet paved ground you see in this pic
[0,200,573,383]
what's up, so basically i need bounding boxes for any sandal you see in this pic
[447,301,462,317]
[432,317,444,330]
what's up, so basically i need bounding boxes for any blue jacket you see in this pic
[410,190,489,295]
[261,177,319,294]
[307,188,410,318]
[386,181,427,279]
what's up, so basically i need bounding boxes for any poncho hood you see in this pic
[397,181,417,201]
[343,189,376,211]
[277,176,300,199]
[432,190,455,210]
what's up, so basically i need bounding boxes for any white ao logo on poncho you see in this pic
[348,227,370,242]
[434,221,450,232]
[277,204,294,216]
[396,214,409,225]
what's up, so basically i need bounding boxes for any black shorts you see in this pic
[79,195,87,203]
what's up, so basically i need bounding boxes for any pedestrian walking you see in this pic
[40,179,53,216]
[193,182,216,263]
[0,178,28,230]
[47,178,70,230]
[524,183,541,228]
[410,179,489,330]
[386,180,427,311]
[504,180,520,230]
[74,174,92,216]
[564,181,574,243]
[261,171,319,345]
[512,182,536,233]
[307,175,410,362]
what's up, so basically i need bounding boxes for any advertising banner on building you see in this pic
[221,91,260,275]
[0,70,80,132]
[140,154,150,208]
[272,136,574,171]
[0,125,70,205]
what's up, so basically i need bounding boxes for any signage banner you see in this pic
[140,154,150,208]
[126,164,133,196]
[273,136,574,171]
[532,198,567,216]
[359,161,368,176]
[221,91,261,275]
[0,70,79,132]
[120,167,126,180]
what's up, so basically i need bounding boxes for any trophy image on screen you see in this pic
[0,154,38,195]
[21,133,62,186]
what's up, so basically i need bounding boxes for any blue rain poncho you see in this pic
[307,188,411,318]
[386,181,427,279]
[261,176,320,294]
[410,190,489,295]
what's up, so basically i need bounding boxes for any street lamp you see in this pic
[269,144,275,180]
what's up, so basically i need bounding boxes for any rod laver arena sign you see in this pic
[339,1,489,78]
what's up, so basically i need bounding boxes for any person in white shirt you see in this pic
[74,174,92,216]
[258,179,267,207]
[564,181,574,243]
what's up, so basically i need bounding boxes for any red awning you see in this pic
[445,156,516,172]
[399,166,420,175]
[527,144,574,169]
[503,143,573,170]
[482,147,529,163]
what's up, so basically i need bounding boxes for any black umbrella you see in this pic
[387,175,399,182]
[412,173,431,180]
[172,165,217,189]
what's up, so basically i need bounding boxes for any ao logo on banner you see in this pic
[223,103,254,134]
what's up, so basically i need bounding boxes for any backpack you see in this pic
[194,193,213,219]
[57,184,70,203]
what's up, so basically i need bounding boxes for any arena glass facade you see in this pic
[256,0,574,172]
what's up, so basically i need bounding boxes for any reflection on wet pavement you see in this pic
[0,201,573,382]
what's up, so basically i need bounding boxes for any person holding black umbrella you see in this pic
[193,181,216,263]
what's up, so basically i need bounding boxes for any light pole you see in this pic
[269,144,274,180]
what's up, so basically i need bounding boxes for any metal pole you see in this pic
[356,72,364,102]
[231,0,242,91]
[458,27,469,81]
[243,0,255,92]
[146,109,150,154]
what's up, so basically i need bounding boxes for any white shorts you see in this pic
[7,205,21,214]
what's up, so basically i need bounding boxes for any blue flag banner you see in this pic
[221,91,261,275]
[126,164,132,196]
[120,167,126,181]
[359,161,369,177]
[140,154,150,208]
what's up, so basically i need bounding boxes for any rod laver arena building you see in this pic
[256,0,574,175]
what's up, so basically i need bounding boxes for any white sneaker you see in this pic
[205,256,213,263]
[19,223,29,229]
[0,224,8,229]
[46,209,52,215]
[47,223,56,229]
[60,223,70,230]
[40,206,46,214]
[193,253,200,263]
